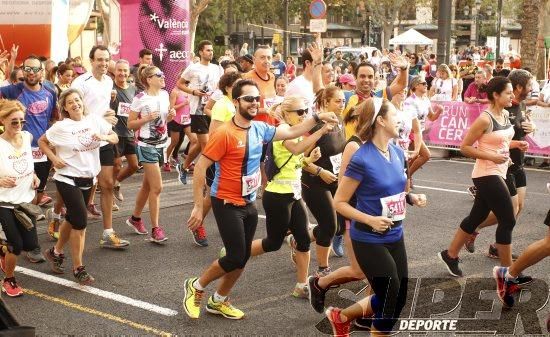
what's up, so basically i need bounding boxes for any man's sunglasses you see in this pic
[288,108,308,116]
[237,95,261,103]
[10,119,26,126]
[23,66,42,74]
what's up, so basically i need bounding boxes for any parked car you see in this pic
[325,46,380,65]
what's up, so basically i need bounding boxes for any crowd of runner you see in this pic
[0,38,548,336]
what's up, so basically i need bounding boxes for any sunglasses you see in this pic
[417,82,427,86]
[237,95,261,103]
[149,72,165,79]
[10,119,26,126]
[288,108,308,116]
[23,66,42,74]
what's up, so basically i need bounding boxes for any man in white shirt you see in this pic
[175,40,223,246]
[71,45,129,249]
[285,49,315,114]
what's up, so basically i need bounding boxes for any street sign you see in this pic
[310,19,327,33]
[309,0,327,19]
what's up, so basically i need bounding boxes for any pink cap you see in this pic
[339,73,356,86]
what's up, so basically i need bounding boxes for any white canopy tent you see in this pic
[389,29,433,45]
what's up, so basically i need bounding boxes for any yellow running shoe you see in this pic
[47,219,60,240]
[206,296,244,320]
[182,277,204,319]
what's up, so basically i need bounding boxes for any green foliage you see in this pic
[195,0,226,54]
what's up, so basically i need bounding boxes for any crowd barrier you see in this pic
[424,101,550,158]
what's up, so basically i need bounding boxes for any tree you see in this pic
[519,0,548,77]
[190,0,211,51]
[363,0,409,48]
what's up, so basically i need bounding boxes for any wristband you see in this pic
[406,193,413,206]
[192,90,197,96]
[312,113,320,123]
[315,167,322,176]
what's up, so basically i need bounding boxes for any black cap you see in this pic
[240,54,253,64]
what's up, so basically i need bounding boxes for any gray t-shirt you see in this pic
[110,84,136,138]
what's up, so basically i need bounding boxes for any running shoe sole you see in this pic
[189,229,208,247]
[126,219,148,235]
[2,287,23,297]
[150,238,168,244]
[205,305,244,320]
[437,251,461,277]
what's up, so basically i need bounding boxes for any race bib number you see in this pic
[32,147,47,162]
[241,169,261,196]
[117,102,131,117]
[181,114,191,125]
[329,153,342,175]
[380,192,407,221]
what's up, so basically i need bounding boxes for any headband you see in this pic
[371,97,383,126]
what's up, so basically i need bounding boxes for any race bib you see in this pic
[32,147,47,163]
[329,153,342,175]
[117,102,131,117]
[241,169,261,196]
[380,192,407,221]
[181,114,191,125]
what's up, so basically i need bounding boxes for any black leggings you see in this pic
[460,175,516,244]
[34,160,52,193]
[211,197,258,273]
[352,237,408,333]
[0,207,39,255]
[55,180,92,230]
[302,178,337,247]
[261,191,310,253]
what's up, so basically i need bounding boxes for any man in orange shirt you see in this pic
[243,45,278,125]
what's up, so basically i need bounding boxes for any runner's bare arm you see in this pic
[187,155,214,230]
[334,176,392,232]
[282,123,332,155]
[273,112,337,141]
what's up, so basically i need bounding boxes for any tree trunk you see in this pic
[190,0,211,53]
[97,0,111,46]
[519,0,544,75]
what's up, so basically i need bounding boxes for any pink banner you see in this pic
[424,101,550,157]
[118,0,190,91]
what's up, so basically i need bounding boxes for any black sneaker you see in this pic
[308,276,327,314]
[488,244,518,261]
[354,316,373,330]
[44,248,65,274]
[515,273,533,286]
[438,250,463,277]
[73,266,95,285]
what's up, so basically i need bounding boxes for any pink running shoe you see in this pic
[126,217,148,235]
[151,226,168,243]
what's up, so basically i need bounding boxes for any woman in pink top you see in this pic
[166,86,197,171]
[437,77,529,278]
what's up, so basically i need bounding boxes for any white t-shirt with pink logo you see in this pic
[46,114,112,186]
[0,131,36,204]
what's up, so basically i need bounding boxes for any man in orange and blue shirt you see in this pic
[182,79,338,320]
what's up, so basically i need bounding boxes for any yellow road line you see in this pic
[25,289,173,336]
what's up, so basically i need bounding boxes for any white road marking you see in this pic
[15,267,179,317]
[415,185,468,195]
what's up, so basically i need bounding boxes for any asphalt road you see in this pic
[6,159,550,336]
